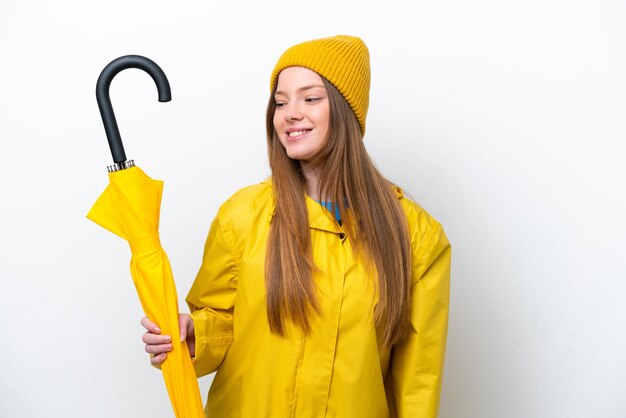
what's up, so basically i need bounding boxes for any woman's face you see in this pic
[273,67,330,162]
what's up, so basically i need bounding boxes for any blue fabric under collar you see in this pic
[315,200,342,224]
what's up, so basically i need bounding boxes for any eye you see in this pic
[305,97,321,103]
[274,101,287,108]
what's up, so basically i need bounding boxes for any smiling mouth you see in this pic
[287,129,312,138]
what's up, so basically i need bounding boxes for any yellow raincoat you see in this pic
[186,179,451,418]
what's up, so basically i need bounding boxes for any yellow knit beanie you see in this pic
[270,35,370,135]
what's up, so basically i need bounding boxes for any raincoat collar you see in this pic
[261,178,405,234]
[305,194,343,234]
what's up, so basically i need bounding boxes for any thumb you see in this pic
[179,314,187,342]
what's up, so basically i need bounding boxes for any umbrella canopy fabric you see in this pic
[87,165,204,418]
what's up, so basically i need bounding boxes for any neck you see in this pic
[300,162,320,200]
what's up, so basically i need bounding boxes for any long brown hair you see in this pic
[265,77,412,348]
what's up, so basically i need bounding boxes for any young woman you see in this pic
[141,35,451,418]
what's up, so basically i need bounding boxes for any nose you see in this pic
[284,103,303,122]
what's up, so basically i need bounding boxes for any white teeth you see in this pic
[288,130,310,137]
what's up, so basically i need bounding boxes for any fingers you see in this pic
[150,352,167,366]
[141,315,193,366]
[144,341,173,355]
[142,331,171,346]
[141,316,171,366]
[144,333,172,367]
[140,316,161,334]
[179,313,194,342]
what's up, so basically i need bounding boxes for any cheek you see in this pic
[317,112,330,137]
[273,115,286,147]
[273,113,282,132]
[317,106,330,132]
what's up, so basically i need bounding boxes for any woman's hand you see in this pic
[141,314,195,366]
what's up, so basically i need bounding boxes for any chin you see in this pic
[286,148,314,161]
[288,154,308,161]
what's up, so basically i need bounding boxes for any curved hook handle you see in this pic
[96,55,171,164]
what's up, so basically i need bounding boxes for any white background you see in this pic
[1,1,625,417]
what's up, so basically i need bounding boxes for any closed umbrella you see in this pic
[87,55,204,418]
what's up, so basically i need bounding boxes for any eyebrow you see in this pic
[274,84,326,97]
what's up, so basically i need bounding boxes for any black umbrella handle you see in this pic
[96,55,171,165]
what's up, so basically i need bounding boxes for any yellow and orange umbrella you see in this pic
[87,55,204,418]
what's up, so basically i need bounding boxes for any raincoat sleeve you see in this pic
[186,205,239,378]
[389,217,451,418]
